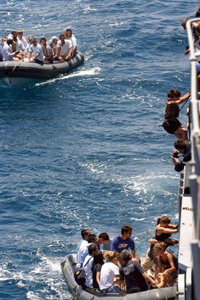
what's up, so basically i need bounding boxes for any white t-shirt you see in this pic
[58,39,72,56]
[83,254,93,286]
[76,240,88,264]
[100,262,119,290]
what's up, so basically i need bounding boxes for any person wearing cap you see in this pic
[17,29,28,48]
[29,37,44,63]
[54,34,72,61]
[12,31,25,59]
[2,35,20,61]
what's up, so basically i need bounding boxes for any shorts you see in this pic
[162,120,181,134]
[142,254,154,270]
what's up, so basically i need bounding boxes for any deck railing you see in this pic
[186,17,200,300]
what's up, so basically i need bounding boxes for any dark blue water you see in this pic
[0,0,196,299]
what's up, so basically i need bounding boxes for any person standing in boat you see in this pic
[119,249,155,293]
[17,29,28,48]
[28,37,44,64]
[171,139,191,172]
[76,229,91,266]
[11,31,25,59]
[111,225,138,259]
[162,89,191,141]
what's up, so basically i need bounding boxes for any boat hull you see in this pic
[0,51,84,85]
[61,254,177,300]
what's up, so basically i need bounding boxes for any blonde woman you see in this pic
[99,251,122,294]
[154,242,178,288]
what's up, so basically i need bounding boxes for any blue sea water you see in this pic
[0,0,197,299]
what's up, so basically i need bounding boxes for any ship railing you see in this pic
[186,17,200,300]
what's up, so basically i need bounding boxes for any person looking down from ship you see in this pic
[162,89,191,141]
[171,139,191,172]
[40,37,53,63]
[91,250,104,289]
[82,243,97,287]
[11,31,25,59]
[142,216,178,273]
[2,35,20,61]
[54,34,72,61]
[119,249,155,293]
[28,37,44,64]
[76,229,91,266]
[111,225,138,261]
[99,251,123,294]
[154,242,178,288]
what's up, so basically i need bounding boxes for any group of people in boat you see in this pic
[0,28,77,63]
[76,220,179,294]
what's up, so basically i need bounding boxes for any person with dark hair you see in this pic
[40,37,53,63]
[98,232,111,251]
[83,244,97,287]
[80,234,99,267]
[54,34,72,61]
[172,139,191,172]
[111,225,138,258]
[92,251,104,288]
[76,229,91,265]
[64,29,77,56]
[162,89,191,140]
[119,249,155,293]
[12,31,25,59]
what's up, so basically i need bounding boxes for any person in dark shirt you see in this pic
[91,251,104,289]
[119,249,155,294]
[171,139,191,172]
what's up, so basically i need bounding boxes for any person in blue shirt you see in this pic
[111,225,138,259]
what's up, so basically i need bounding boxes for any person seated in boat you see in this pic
[76,229,91,266]
[154,242,178,287]
[171,139,191,172]
[82,243,97,287]
[142,216,178,273]
[111,225,138,260]
[11,31,25,59]
[40,37,53,63]
[24,35,34,58]
[64,29,77,56]
[99,251,123,294]
[80,234,99,267]
[2,35,20,61]
[119,249,155,293]
[28,37,44,64]
[17,29,28,48]
[91,250,104,289]
[162,89,191,141]
[0,37,5,61]
[54,34,72,61]
[48,36,58,59]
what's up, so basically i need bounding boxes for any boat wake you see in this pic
[35,66,101,86]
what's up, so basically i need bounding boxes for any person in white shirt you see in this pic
[2,36,20,61]
[76,229,91,265]
[83,244,97,287]
[17,29,28,48]
[55,34,72,61]
[64,29,77,56]
[12,31,25,59]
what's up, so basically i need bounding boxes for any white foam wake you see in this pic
[35,66,101,86]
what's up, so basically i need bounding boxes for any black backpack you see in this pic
[74,257,92,285]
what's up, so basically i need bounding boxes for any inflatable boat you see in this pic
[61,254,177,300]
[0,51,84,86]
